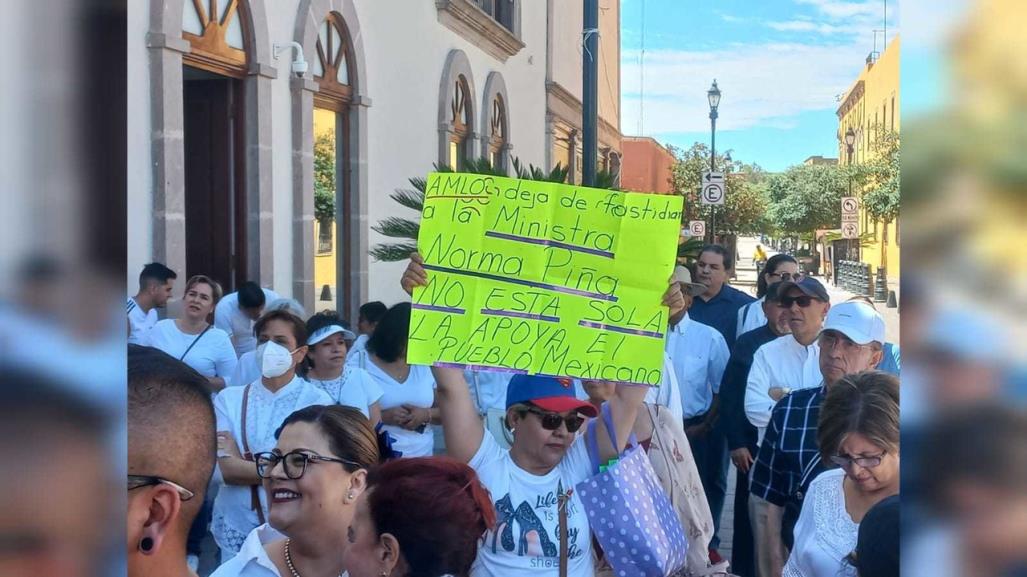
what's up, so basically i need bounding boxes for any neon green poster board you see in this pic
[407,173,683,385]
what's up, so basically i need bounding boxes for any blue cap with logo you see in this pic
[505,374,598,418]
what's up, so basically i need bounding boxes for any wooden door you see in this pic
[183,74,245,292]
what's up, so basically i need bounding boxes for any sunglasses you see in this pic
[829,452,885,470]
[768,271,803,281]
[779,295,819,308]
[255,450,360,480]
[523,406,586,433]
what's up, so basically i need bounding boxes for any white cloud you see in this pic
[622,41,872,135]
[619,1,903,136]
[766,20,848,35]
[794,0,881,20]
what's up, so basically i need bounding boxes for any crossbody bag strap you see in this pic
[558,488,569,577]
[239,385,266,525]
[179,324,213,362]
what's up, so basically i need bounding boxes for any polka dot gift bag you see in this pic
[577,404,689,577]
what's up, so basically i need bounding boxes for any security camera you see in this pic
[274,42,308,79]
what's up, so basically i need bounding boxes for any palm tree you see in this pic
[370,157,617,262]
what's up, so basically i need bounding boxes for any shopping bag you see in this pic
[576,404,689,577]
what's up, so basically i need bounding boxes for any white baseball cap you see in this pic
[819,301,885,345]
[308,324,357,346]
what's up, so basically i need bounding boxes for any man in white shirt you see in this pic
[214,282,280,357]
[743,276,830,577]
[127,262,176,344]
[744,277,831,443]
[666,266,731,558]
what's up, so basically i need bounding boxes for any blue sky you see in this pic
[620,0,901,172]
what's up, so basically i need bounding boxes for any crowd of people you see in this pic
[127,242,901,577]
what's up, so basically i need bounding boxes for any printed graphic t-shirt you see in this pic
[469,431,595,577]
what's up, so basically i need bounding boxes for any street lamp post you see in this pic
[707,80,721,244]
[844,127,856,261]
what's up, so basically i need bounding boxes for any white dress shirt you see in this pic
[745,334,822,444]
[736,297,767,338]
[666,313,731,419]
[645,352,685,423]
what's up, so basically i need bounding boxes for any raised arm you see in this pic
[431,365,486,464]
[400,253,484,462]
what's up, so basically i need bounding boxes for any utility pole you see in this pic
[582,0,599,187]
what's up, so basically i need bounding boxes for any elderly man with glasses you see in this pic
[744,277,832,443]
[748,301,887,577]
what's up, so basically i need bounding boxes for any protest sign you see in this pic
[407,173,682,385]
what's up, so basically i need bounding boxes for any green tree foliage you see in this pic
[668,143,769,236]
[766,163,848,238]
[313,132,335,222]
[852,128,900,224]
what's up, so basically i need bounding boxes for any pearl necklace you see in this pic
[284,538,347,577]
[284,538,302,577]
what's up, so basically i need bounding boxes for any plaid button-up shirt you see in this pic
[749,385,828,506]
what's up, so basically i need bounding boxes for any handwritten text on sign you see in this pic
[406,173,683,385]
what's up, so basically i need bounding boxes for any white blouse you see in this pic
[209,524,286,577]
[363,359,436,458]
[307,366,384,419]
[783,468,859,577]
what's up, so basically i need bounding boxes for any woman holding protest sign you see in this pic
[400,252,686,577]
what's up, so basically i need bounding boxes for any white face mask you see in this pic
[256,341,297,379]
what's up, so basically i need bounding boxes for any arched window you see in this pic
[313,13,352,108]
[182,0,249,75]
[449,75,472,170]
[488,94,507,171]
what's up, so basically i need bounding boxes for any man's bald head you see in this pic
[128,345,216,531]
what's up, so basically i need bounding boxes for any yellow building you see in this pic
[836,36,900,279]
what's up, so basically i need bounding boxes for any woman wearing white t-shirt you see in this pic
[212,309,333,561]
[784,371,899,577]
[303,311,383,424]
[363,303,437,458]
[211,404,382,577]
[143,274,237,391]
[401,254,685,577]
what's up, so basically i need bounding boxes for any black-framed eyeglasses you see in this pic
[830,452,885,471]
[768,271,803,282]
[780,295,818,309]
[127,475,195,501]
[523,406,586,433]
[255,450,360,480]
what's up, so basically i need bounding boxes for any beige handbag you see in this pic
[644,404,734,576]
